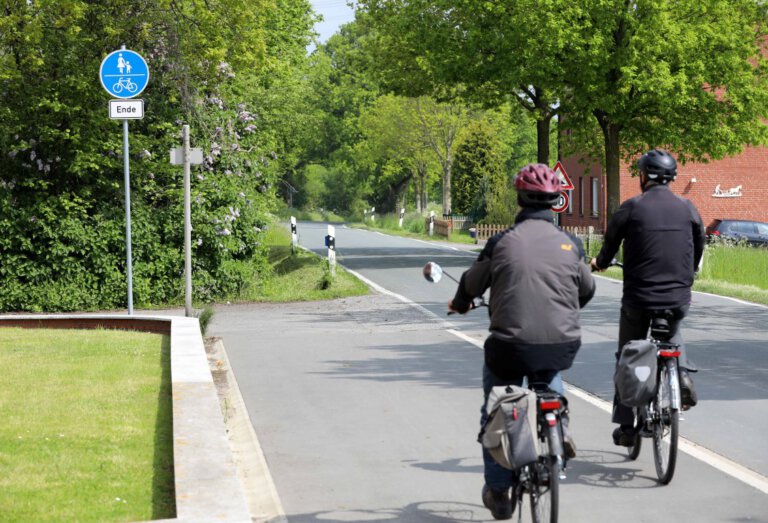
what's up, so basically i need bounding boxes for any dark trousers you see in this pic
[612,305,692,425]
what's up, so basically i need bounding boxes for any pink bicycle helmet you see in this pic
[514,163,561,206]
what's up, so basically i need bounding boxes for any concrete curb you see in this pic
[0,314,252,523]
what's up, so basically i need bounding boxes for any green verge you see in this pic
[0,328,175,523]
[596,244,768,306]
[237,225,370,302]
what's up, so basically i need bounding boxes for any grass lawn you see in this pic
[0,328,175,523]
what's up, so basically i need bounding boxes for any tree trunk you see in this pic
[442,158,452,216]
[600,119,622,218]
[536,117,551,165]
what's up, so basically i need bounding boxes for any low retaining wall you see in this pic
[0,314,251,523]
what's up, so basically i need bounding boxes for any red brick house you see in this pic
[558,146,768,232]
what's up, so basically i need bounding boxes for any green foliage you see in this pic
[452,118,507,218]
[196,305,216,335]
[358,0,768,218]
[0,0,317,311]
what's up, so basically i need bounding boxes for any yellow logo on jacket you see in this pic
[561,243,573,251]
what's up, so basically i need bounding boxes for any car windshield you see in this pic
[756,223,768,235]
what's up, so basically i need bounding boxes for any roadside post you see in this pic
[170,126,204,317]
[290,216,298,253]
[370,207,375,223]
[398,208,405,228]
[325,225,336,276]
[100,45,150,315]
[429,211,435,236]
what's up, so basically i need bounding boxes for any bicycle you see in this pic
[112,77,138,94]
[515,381,569,523]
[596,259,682,484]
[623,309,682,484]
[423,261,569,522]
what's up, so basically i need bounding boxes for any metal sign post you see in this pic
[100,45,150,315]
[170,127,203,317]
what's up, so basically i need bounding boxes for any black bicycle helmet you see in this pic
[637,149,677,184]
[514,163,561,206]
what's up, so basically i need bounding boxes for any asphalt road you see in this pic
[210,221,768,522]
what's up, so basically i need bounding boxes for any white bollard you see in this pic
[429,211,435,237]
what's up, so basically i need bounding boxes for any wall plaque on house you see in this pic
[712,184,743,197]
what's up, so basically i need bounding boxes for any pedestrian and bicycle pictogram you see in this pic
[99,48,149,98]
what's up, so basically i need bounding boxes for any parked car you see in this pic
[705,219,768,247]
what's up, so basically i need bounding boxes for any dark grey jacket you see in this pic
[452,208,596,377]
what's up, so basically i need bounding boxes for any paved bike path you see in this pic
[209,294,768,522]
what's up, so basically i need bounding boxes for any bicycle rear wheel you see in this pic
[652,358,679,484]
[530,425,560,523]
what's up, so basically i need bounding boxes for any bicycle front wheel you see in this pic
[652,358,679,484]
[530,425,560,523]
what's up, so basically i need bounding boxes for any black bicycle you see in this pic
[423,261,568,522]
[517,382,569,523]
[595,259,681,484]
[624,310,682,484]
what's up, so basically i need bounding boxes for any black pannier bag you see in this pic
[614,339,657,407]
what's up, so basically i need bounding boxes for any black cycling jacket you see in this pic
[595,183,705,309]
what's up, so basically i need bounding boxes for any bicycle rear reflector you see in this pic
[539,400,561,411]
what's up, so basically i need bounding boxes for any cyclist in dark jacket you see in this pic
[591,148,705,447]
[450,163,596,520]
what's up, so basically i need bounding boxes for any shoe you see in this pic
[612,425,635,447]
[561,415,577,458]
[680,370,698,409]
[482,485,512,520]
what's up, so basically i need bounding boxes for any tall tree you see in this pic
[561,0,768,215]
[0,0,317,311]
[356,0,571,165]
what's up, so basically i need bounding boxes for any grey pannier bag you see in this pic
[479,385,538,470]
[614,339,658,407]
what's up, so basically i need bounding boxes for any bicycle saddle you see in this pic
[649,310,674,341]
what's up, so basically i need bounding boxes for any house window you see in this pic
[566,189,573,214]
[579,177,584,216]
[591,177,599,216]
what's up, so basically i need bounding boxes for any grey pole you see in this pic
[183,125,193,317]
[123,118,134,315]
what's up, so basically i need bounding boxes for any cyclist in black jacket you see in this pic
[451,163,595,520]
[591,148,705,447]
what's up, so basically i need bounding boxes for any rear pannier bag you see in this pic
[479,385,538,470]
[614,339,657,407]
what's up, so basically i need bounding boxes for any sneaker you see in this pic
[680,369,698,409]
[561,415,577,458]
[482,485,512,520]
[612,425,635,447]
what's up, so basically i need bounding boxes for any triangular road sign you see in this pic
[553,161,574,190]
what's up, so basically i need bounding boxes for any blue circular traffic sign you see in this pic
[99,48,149,98]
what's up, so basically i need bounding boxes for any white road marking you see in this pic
[339,236,768,494]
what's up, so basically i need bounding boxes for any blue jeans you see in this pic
[481,364,563,490]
